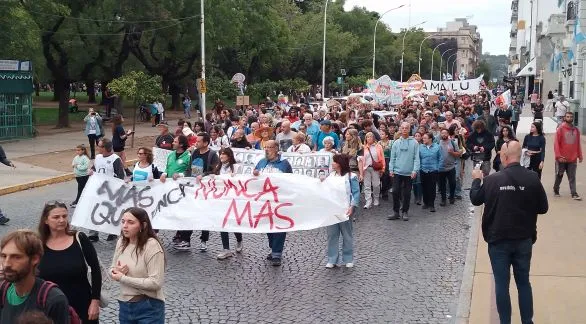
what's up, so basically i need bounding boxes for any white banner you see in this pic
[422,76,483,94]
[152,147,173,173]
[71,174,349,235]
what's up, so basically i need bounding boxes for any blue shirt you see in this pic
[389,137,420,176]
[314,131,340,150]
[255,156,293,174]
[419,143,443,173]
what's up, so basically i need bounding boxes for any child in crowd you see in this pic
[71,144,91,208]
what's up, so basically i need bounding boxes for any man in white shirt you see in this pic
[555,95,569,124]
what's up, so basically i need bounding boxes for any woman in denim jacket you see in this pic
[325,153,361,269]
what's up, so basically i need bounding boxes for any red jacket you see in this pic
[554,123,583,162]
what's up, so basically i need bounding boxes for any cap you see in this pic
[156,123,169,129]
[320,120,332,126]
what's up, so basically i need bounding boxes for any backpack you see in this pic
[0,280,82,324]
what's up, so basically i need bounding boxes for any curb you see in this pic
[0,159,139,196]
[453,205,482,324]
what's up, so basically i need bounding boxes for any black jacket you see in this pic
[466,130,495,161]
[0,145,11,167]
[470,163,548,243]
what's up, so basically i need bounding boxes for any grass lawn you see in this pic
[33,108,86,126]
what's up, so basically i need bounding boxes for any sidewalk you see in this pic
[0,117,181,194]
[464,133,586,323]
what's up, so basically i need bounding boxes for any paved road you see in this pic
[0,179,473,323]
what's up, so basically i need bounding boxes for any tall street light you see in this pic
[400,20,426,82]
[417,34,434,75]
[200,0,206,119]
[372,4,406,78]
[439,48,454,80]
[322,0,335,100]
[446,52,457,80]
[452,59,458,80]
[430,42,445,80]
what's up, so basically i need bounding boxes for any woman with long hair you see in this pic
[37,201,102,324]
[213,148,244,260]
[359,132,385,209]
[111,115,134,174]
[494,125,516,171]
[130,147,161,182]
[325,154,360,268]
[523,122,546,179]
[341,128,363,172]
[209,125,230,151]
[111,207,165,324]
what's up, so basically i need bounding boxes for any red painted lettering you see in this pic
[274,203,294,230]
[221,199,253,228]
[254,177,280,203]
[253,200,275,229]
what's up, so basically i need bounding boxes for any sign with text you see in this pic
[231,149,333,178]
[422,76,483,94]
[71,174,349,234]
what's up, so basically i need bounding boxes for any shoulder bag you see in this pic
[368,146,384,171]
[76,232,110,308]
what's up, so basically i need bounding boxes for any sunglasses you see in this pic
[45,200,67,208]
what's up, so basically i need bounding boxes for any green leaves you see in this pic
[108,71,165,105]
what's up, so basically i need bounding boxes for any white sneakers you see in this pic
[363,202,372,209]
[325,263,354,268]
[373,199,379,207]
[217,250,234,260]
[236,241,243,253]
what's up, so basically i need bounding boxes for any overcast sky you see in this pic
[344,0,510,55]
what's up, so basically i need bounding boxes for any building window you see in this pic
[567,1,576,20]
[558,81,562,95]
[569,81,574,98]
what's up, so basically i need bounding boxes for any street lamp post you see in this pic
[400,20,426,82]
[440,48,454,80]
[452,59,457,80]
[446,52,457,80]
[430,42,445,80]
[418,34,434,75]
[322,0,332,101]
[372,5,405,78]
[200,0,206,119]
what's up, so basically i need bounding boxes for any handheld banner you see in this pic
[71,174,350,235]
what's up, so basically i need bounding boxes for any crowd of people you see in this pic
[0,87,583,323]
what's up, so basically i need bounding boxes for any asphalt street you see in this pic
[0,177,474,324]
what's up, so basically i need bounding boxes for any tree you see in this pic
[476,60,491,83]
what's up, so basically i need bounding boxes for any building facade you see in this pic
[427,18,482,80]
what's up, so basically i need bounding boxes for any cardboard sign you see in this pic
[236,96,250,106]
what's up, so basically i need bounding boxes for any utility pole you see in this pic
[200,0,206,120]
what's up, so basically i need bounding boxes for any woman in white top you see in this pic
[209,125,230,151]
[212,147,244,260]
[129,147,161,182]
[287,133,312,153]
[111,207,165,324]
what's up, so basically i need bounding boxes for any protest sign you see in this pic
[236,96,250,106]
[152,147,173,173]
[71,174,350,235]
[231,148,332,178]
[421,75,483,95]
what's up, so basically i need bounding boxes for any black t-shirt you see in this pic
[190,149,219,176]
[112,125,126,151]
[0,278,70,324]
[155,134,174,150]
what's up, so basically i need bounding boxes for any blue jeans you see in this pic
[488,238,534,324]
[267,232,286,258]
[119,298,165,324]
[183,107,191,118]
[326,220,354,264]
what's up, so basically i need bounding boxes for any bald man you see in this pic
[470,140,548,324]
[276,120,296,151]
[253,140,293,267]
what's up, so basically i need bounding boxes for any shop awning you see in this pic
[516,58,536,77]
